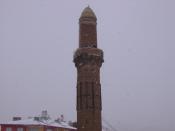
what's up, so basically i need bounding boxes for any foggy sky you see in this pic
[0,0,175,131]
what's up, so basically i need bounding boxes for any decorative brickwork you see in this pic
[73,6,104,131]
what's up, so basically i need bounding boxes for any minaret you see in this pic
[73,6,104,131]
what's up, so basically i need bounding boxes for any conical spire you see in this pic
[80,6,96,19]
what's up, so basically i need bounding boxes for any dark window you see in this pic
[92,82,95,108]
[6,128,12,131]
[80,82,82,109]
[17,128,23,131]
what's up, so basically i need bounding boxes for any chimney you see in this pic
[13,117,21,121]
[60,114,64,122]
[41,110,49,120]
[34,117,40,121]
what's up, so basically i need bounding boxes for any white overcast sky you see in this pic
[0,0,175,131]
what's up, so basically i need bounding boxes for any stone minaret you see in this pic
[73,6,104,131]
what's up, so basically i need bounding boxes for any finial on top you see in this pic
[80,6,96,19]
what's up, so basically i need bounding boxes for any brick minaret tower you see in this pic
[73,6,104,131]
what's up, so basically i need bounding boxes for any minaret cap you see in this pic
[80,6,96,19]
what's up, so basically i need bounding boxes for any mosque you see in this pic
[0,6,117,131]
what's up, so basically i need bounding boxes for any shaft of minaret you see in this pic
[74,6,104,131]
[79,6,97,48]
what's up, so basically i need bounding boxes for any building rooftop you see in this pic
[1,117,76,130]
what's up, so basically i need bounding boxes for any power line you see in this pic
[102,117,118,131]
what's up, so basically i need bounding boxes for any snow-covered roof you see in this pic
[3,118,47,126]
[1,118,76,130]
[50,121,76,130]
